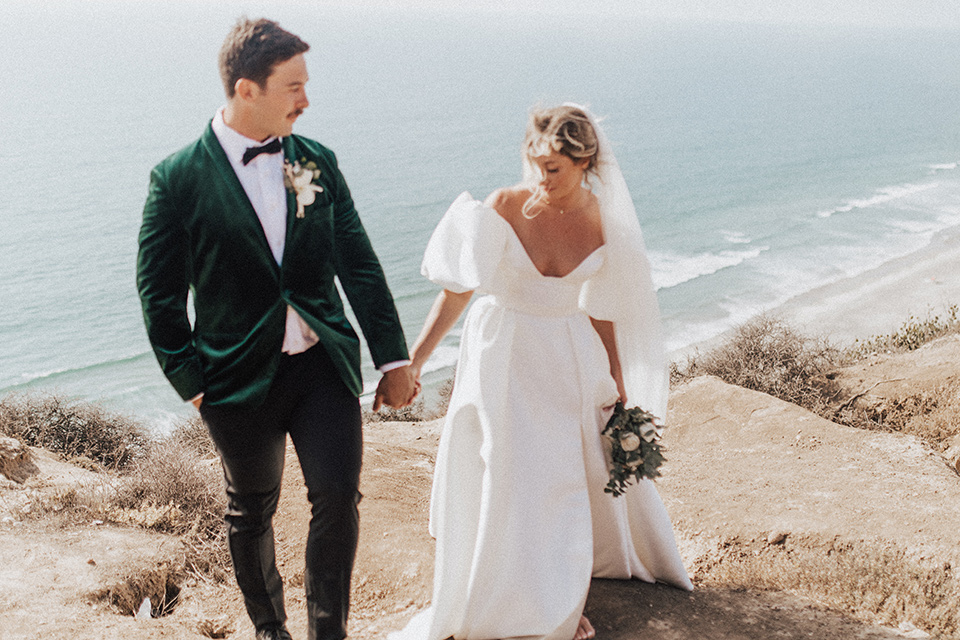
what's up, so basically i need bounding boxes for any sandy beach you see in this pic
[672,225,960,361]
[775,225,960,345]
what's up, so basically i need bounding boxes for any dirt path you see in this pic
[0,387,947,639]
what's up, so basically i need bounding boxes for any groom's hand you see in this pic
[373,365,419,411]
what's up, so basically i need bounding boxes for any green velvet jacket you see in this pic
[136,123,409,408]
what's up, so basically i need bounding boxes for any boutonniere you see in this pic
[283,157,324,218]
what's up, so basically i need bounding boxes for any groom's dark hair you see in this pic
[218,17,310,98]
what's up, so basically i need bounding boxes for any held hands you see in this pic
[372,365,421,411]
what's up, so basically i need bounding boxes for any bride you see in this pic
[391,104,693,640]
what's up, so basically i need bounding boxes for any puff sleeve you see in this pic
[421,192,509,294]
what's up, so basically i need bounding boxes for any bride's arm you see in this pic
[410,289,474,379]
[590,317,627,404]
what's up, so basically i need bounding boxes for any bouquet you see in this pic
[602,402,666,497]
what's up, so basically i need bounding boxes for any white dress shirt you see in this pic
[205,108,407,382]
[212,107,323,356]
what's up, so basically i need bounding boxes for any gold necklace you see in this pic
[554,190,586,216]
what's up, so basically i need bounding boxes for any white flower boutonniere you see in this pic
[283,158,324,218]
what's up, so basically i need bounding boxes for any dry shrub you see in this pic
[847,304,960,360]
[114,439,223,534]
[673,315,839,413]
[834,382,960,450]
[363,398,432,423]
[904,383,960,449]
[694,534,959,639]
[113,438,229,578]
[363,376,455,423]
[671,315,960,448]
[0,393,148,470]
[169,414,217,458]
[14,486,93,523]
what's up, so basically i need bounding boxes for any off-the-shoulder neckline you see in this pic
[466,196,606,280]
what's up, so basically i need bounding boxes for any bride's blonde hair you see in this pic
[522,105,600,218]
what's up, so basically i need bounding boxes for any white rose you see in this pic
[293,171,314,190]
[640,423,659,443]
[619,432,641,452]
[626,457,644,470]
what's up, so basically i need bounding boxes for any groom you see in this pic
[136,17,416,640]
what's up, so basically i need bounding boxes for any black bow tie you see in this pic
[242,138,282,165]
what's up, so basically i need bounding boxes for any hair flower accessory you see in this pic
[283,157,324,218]
[602,402,666,497]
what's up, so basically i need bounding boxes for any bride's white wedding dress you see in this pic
[389,191,693,640]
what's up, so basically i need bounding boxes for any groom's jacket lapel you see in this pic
[200,125,281,280]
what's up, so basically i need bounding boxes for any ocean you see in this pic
[2,2,959,430]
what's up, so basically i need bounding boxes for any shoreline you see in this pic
[671,224,960,359]
[8,225,960,421]
[399,224,960,403]
[770,224,960,346]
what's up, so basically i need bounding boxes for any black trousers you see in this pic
[200,345,362,640]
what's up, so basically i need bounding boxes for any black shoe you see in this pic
[256,626,293,640]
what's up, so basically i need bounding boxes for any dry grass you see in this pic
[112,433,230,580]
[0,393,148,470]
[672,315,840,413]
[833,381,960,451]
[672,313,960,450]
[846,304,960,360]
[830,305,960,448]
[0,394,230,580]
[694,533,960,639]
[363,376,454,423]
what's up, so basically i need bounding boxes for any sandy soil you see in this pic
[3,368,950,639]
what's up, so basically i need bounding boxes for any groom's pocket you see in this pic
[195,332,268,399]
[299,201,334,229]
[295,202,335,251]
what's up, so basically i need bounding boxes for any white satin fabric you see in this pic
[523,103,670,421]
[389,192,692,640]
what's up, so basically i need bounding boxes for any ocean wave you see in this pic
[720,230,752,244]
[14,350,155,384]
[816,182,939,218]
[651,247,768,290]
[664,232,934,354]
[665,302,761,354]
[929,163,958,172]
[884,219,943,235]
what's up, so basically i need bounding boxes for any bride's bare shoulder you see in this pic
[484,186,531,223]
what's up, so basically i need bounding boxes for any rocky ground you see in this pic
[2,336,959,639]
